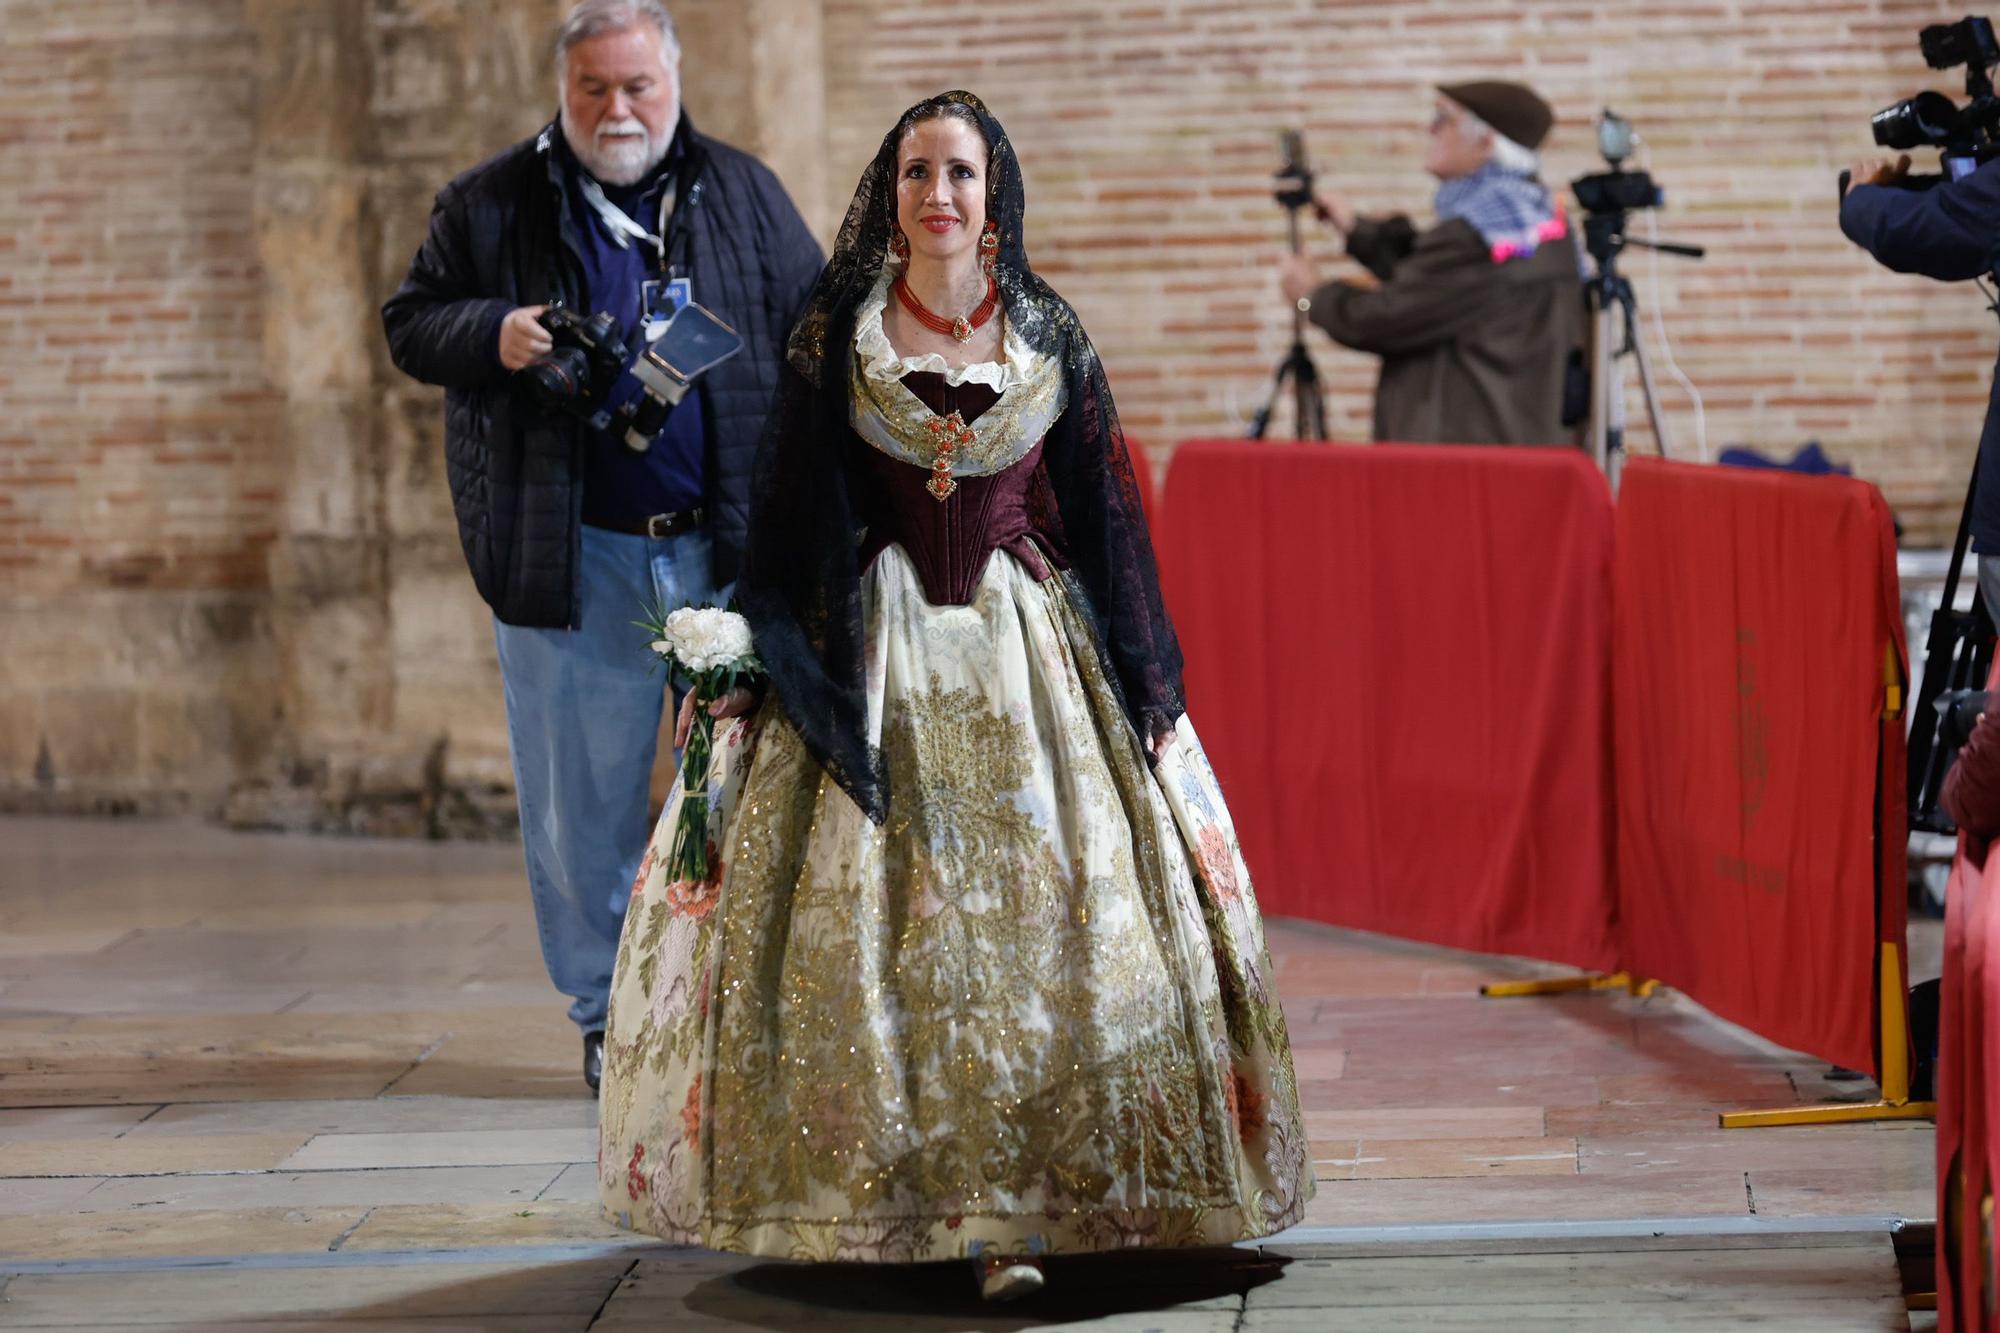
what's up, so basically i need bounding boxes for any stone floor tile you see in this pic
[536,1161,604,1203]
[1581,1125,1932,1176]
[1296,1168,1752,1225]
[1543,1101,1731,1136]
[338,1200,637,1251]
[74,1164,567,1212]
[1301,1106,1545,1141]
[0,1132,310,1177]
[280,1127,595,1172]
[0,974,312,1019]
[1597,1070,1803,1104]
[0,1259,629,1324]
[1244,1245,1897,1308]
[125,1094,596,1139]
[0,1205,365,1260]
[0,925,135,961]
[1336,1135,1580,1181]
[0,1104,158,1139]
[1748,1165,1937,1219]
[0,1175,110,1216]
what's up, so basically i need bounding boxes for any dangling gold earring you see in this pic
[890,229,910,262]
[978,221,999,275]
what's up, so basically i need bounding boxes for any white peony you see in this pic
[657,607,756,674]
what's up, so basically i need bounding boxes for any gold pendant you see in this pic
[951,316,972,343]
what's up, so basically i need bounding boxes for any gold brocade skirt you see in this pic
[597,545,1312,1262]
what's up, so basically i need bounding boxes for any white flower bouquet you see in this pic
[638,602,763,885]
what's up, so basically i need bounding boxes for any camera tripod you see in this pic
[1581,209,1702,481]
[1910,460,1996,833]
[1909,269,2000,833]
[1249,201,1328,441]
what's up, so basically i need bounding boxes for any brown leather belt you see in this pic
[582,508,704,539]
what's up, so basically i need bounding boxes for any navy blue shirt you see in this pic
[556,131,706,522]
[1841,158,2000,550]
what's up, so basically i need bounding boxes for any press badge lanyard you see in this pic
[577,176,666,259]
[577,175,694,339]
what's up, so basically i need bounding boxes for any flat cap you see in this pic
[1437,80,1556,150]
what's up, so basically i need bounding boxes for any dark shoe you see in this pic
[584,1030,605,1094]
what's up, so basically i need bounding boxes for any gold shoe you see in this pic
[975,1254,1046,1302]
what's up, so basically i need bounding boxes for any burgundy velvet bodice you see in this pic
[856,371,1067,606]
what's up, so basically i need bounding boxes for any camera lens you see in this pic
[522,347,594,408]
[1871,91,1958,149]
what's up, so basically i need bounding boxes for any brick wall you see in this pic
[822,0,1992,537]
[0,1,283,595]
[0,0,286,808]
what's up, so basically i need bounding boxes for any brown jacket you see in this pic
[1307,214,1587,447]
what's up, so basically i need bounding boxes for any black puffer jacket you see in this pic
[382,117,823,628]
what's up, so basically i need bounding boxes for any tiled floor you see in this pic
[0,814,1932,1328]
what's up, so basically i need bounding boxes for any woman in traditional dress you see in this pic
[597,90,1312,1300]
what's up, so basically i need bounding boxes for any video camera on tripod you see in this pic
[1571,111,1705,477]
[1250,129,1329,441]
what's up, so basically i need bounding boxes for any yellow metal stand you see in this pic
[1720,942,1936,1128]
[1481,972,1658,999]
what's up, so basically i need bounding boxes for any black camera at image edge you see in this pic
[1871,16,2000,168]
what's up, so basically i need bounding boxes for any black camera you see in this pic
[1572,111,1663,219]
[1573,171,1661,214]
[523,305,629,411]
[1871,16,2000,178]
[519,300,744,452]
[1273,128,1313,211]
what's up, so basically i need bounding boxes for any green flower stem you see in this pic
[668,667,733,886]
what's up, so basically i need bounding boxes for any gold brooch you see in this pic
[924,411,975,501]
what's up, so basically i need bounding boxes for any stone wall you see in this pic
[221,0,571,837]
[1,0,1990,827]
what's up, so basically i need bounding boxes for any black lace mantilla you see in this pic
[739,90,1184,824]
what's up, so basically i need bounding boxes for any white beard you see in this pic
[562,113,672,186]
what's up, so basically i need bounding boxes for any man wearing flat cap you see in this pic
[1280,81,1586,446]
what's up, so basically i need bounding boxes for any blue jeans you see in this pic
[493,523,723,1034]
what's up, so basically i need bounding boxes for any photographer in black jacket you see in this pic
[1841,152,2000,608]
[381,0,821,1091]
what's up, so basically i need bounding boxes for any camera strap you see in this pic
[577,176,665,261]
[657,145,707,282]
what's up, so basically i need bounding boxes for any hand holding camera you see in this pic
[1845,156,1912,196]
[499,305,555,371]
[513,300,744,453]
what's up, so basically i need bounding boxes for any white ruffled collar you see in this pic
[853,267,1034,392]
